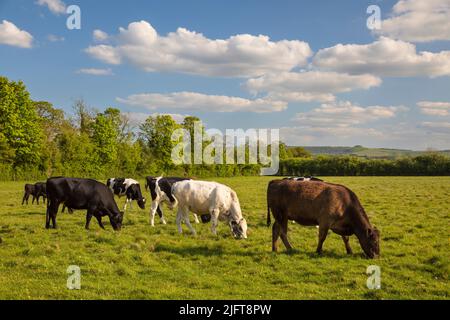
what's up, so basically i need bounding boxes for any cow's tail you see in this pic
[45,198,51,228]
[267,199,272,227]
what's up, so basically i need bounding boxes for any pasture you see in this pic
[0,177,448,299]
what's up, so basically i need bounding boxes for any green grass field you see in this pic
[0,177,448,299]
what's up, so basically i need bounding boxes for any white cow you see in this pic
[171,180,248,238]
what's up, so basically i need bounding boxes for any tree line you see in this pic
[279,154,450,176]
[1,75,449,180]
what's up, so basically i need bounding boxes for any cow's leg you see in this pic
[150,201,159,226]
[32,195,36,205]
[210,209,220,236]
[182,208,196,235]
[342,236,353,254]
[45,201,51,229]
[85,210,94,230]
[36,195,40,205]
[123,199,128,212]
[272,221,281,252]
[316,224,329,254]
[280,218,293,251]
[95,215,105,230]
[50,204,59,229]
[193,214,200,224]
[22,193,27,205]
[176,208,183,233]
[158,206,167,224]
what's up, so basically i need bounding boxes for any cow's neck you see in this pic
[349,205,372,239]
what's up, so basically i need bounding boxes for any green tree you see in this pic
[140,115,180,170]
[92,112,118,167]
[72,98,95,135]
[0,76,43,166]
[288,146,312,158]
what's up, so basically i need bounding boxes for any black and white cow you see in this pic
[284,176,323,182]
[106,178,146,211]
[145,176,200,226]
[45,177,123,230]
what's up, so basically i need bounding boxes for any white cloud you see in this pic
[417,101,450,116]
[0,20,33,48]
[86,20,312,77]
[375,0,450,43]
[421,121,450,131]
[93,29,109,42]
[76,68,114,76]
[47,34,64,42]
[36,0,66,15]
[245,71,381,103]
[313,37,450,77]
[292,101,407,127]
[85,45,122,65]
[117,91,287,113]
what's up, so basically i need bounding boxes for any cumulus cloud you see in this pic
[292,101,407,127]
[313,37,450,78]
[375,0,450,42]
[245,71,381,103]
[36,0,66,15]
[76,68,114,76]
[421,121,450,131]
[0,20,33,48]
[417,101,450,116]
[86,20,312,77]
[85,45,121,65]
[117,91,287,113]
[93,29,109,42]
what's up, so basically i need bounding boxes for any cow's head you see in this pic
[360,226,380,258]
[137,197,146,210]
[110,211,124,231]
[230,218,247,239]
[129,184,146,209]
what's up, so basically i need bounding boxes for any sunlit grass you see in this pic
[0,177,448,299]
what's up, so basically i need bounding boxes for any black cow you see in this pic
[106,178,145,211]
[45,177,124,230]
[145,176,199,226]
[22,182,47,205]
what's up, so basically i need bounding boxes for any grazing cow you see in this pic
[171,180,248,239]
[284,176,323,182]
[22,182,47,205]
[267,179,380,258]
[145,176,200,226]
[106,178,146,211]
[45,177,124,230]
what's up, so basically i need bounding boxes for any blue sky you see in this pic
[1,0,449,150]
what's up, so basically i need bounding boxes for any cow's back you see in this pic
[268,180,354,224]
[173,180,232,213]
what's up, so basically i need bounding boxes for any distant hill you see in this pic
[292,146,450,159]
